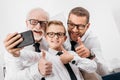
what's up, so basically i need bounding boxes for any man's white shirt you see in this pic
[64,29,109,76]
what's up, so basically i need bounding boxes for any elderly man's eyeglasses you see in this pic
[46,32,65,38]
[67,22,86,30]
[28,19,48,27]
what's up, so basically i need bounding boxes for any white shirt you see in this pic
[46,48,97,80]
[4,44,96,80]
[4,37,48,80]
[64,29,109,76]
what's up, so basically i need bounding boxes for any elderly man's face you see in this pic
[26,10,48,42]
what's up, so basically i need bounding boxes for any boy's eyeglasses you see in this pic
[46,32,65,38]
[28,19,48,27]
[67,22,86,30]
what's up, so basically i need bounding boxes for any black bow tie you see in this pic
[56,51,63,56]
[56,51,77,80]
[33,43,41,52]
[70,41,77,51]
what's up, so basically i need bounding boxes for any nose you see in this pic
[54,34,59,38]
[35,23,42,29]
[72,26,78,32]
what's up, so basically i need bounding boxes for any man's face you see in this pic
[45,24,66,50]
[26,11,48,42]
[68,14,89,41]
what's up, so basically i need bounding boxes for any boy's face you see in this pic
[45,24,66,50]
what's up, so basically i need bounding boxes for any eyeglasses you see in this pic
[67,22,86,30]
[46,32,65,38]
[28,19,48,27]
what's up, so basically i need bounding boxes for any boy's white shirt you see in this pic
[4,42,97,80]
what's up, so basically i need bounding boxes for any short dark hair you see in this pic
[68,7,90,23]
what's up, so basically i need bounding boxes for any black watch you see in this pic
[87,50,95,59]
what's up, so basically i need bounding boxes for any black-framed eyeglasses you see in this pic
[46,32,65,38]
[67,22,87,30]
[28,19,48,27]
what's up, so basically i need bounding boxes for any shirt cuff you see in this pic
[71,55,81,65]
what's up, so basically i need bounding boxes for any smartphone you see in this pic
[15,30,35,48]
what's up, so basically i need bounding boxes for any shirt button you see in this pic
[72,60,76,64]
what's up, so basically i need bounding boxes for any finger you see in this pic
[77,37,83,45]
[13,51,20,57]
[46,65,52,74]
[60,45,67,54]
[46,69,52,75]
[45,62,52,66]
[4,34,22,47]
[8,48,21,53]
[6,37,23,50]
[76,48,85,56]
[80,52,89,58]
[60,45,65,51]
[4,32,18,42]
[76,49,85,55]
[78,51,86,57]
[75,44,84,51]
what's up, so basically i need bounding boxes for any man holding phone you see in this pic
[4,8,52,80]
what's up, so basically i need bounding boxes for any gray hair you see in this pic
[26,8,49,20]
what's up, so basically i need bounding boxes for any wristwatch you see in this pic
[87,50,95,59]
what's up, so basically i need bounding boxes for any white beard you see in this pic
[34,29,44,42]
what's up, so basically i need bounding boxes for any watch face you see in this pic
[88,50,95,59]
[91,51,95,56]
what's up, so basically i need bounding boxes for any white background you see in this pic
[0,0,120,71]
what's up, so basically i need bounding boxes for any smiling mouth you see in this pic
[33,30,44,34]
[71,31,79,35]
[51,40,59,43]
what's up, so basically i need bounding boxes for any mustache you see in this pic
[33,30,44,34]
[68,31,79,35]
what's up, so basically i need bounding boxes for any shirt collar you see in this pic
[81,29,90,41]
[48,48,60,56]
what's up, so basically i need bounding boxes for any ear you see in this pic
[63,36,67,42]
[86,23,90,29]
[26,20,29,28]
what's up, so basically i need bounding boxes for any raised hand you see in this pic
[38,50,52,76]
[60,46,74,64]
[75,37,90,58]
[4,32,23,57]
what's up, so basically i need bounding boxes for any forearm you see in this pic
[5,62,43,80]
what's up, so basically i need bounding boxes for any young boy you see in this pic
[44,20,97,80]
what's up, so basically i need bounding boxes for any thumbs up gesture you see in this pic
[38,50,52,76]
[75,37,90,58]
[60,46,74,64]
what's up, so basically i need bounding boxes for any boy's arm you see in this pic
[69,51,97,73]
